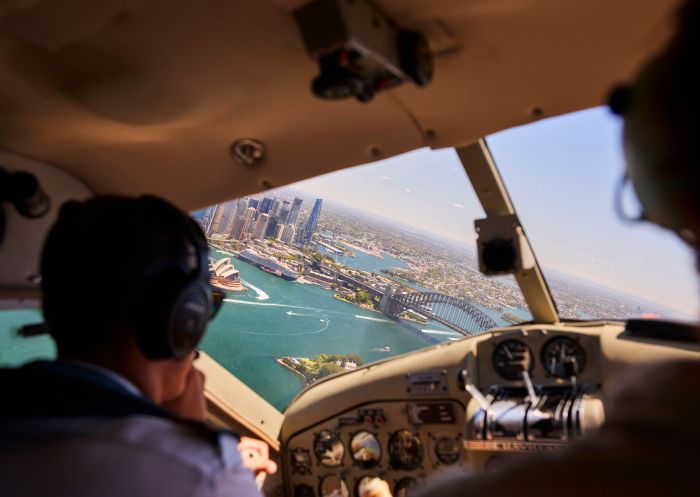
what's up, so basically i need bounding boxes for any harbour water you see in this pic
[0,247,505,411]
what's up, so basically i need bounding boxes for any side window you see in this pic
[0,309,55,367]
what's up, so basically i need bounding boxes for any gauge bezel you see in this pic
[434,436,461,465]
[540,335,586,378]
[491,339,535,381]
[394,477,417,497]
[388,429,424,470]
[349,430,382,469]
[313,429,345,467]
[319,474,349,497]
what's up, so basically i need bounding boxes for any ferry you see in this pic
[237,249,299,281]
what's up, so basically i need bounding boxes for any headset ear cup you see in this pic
[166,280,212,359]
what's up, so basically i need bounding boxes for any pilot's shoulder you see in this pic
[99,415,249,476]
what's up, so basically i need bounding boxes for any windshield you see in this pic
[193,149,531,410]
[1,107,696,412]
[489,107,698,321]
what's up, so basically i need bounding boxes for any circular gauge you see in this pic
[434,436,460,465]
[294,484,316,497]
[356,476,388,497]
[388,430,423,470]
[394,477,417,497]
[541,336,586,378]
[290,448,313,475]
[350,431,381,468]
[492,339,534,380]
[314,430,344,467]
[319,474,349,497]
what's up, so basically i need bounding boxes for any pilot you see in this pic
[363,1,700,497]
[0,195,273,497]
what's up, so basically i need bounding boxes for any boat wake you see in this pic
[243,316,331,336]
[224,299,315,310]
[215,249,235,256]
[355,314,393,323]
[239,279,269,301]
[421,329,462,336]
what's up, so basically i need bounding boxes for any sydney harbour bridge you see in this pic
[378,291,498,335]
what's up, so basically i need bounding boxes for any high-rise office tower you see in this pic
[275,224,285,240]
[280,224,296,244]
[278,201,291,224]
[252,213,270,240]
[301,199,323,245]
[264,217,279,238]
[288,197,303,226]
[234,207,257,240]
[220,200,239,235]
[208,203,226,234]
[259,197,274,215]
[248,198,259,211]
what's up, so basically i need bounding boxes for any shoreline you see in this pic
[275,358,310,386]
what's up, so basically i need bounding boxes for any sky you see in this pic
[291,107,698,316]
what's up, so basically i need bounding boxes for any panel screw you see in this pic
[231,138,266,167]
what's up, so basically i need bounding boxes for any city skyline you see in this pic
[288,108,698,317]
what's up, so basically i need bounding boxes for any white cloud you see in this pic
[404,188,412,193]
[380,175,391,180]
[449,202,465,209]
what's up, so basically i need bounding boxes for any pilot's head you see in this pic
[610,0,700,248]
[40,195,217,400]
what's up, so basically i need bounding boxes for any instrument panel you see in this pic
[285,400,466,497]
[280,324,691,496]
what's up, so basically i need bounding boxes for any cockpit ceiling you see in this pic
[0,0,682,211]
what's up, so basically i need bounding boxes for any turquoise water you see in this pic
[201,249,441,410]
[0,248,462,411]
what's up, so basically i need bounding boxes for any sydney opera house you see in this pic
[209,258,246,292]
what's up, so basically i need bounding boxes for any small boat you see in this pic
[382,346,391,352]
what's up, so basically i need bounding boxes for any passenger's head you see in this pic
[611,0,700,247]
[40,195,214,399]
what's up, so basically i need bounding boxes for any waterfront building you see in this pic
[253,213,270,240]
[288,197,303,226]
[301,198,323,245]
[275,223,285,240]
[209,258,245,291]
[281,224,296,244]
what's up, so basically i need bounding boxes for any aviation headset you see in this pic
[608,1,699,245]
[131,196,218,360]
[50,196,222,360]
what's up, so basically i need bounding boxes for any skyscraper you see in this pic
[208,203,226,235]
[252,213,270,240]
[264,217,279,238]
[280,224,296,244]
[220,200,239,235]
[288,197,303,226]
[248,198,259,211]
[233,207,257,240]
[301,199,323,245]
[258,197,274,215]
[275,224,285,240]
[278,201,291,224]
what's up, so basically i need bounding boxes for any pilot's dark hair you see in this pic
[40,195,201,357]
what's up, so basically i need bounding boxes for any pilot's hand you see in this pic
[238,437,278,475]
[359,477,392,497]
[162,367,207,421]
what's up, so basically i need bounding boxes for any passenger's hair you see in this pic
[41,195,195,357]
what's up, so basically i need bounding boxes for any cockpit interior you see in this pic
[1,1,699,497]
